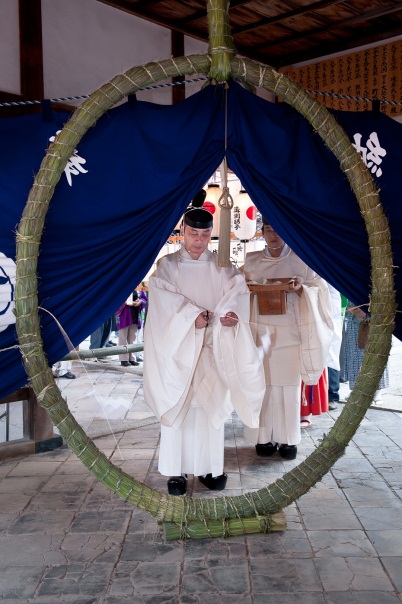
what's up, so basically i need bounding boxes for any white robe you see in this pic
[242,245,333,447]
[143,246,265,477]
[326,283,343,371]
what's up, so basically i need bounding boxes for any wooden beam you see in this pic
[250,3,402,53]
[276,24,402,68]
[175,0,251,26]
[232,0,343,35]
[95,0,208,42]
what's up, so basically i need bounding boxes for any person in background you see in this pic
[343,300,389,404]
[143,192,265,496]
[135,283,148,362]
[115,288,147,367]
[300,369,329,427]
[242,218,333,461]
[327,284,343,411]
[339,293,349,383]
[106,315,118,347]
[89,318,113,361]
[52,360,76,380]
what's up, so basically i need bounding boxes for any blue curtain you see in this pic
[227,84,402,338]
[0,82,401,399]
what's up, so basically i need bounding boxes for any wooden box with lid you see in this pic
[248,279,295,315]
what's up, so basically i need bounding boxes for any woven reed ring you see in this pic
[14,1,396,539]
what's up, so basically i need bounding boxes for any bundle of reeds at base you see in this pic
[162,511,287,541]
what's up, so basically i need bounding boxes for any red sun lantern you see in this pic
[232,189,257,241]
[203,183,222,238]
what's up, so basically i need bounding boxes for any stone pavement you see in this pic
[1,336,402,602]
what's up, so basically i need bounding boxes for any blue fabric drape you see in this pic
[0,85,226,398]
[0,81,401,399]
[226,83,402,335]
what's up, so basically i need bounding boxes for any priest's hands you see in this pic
[195,311,238,328]
[220,312,238,327]
[195,311,212,329]
[291,277,303,297]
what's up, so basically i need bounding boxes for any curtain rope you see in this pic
[217,84,234,268]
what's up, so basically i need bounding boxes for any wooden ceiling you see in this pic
[96,0,402,68]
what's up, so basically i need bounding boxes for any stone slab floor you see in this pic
[1,353,402,602]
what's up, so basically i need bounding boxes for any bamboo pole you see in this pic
[61,344,143,361]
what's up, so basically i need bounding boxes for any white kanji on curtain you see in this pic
[0,253,16,333]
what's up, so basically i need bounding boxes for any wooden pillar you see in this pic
[19,0,44,106]
[171,30,185,104]
[0,0,44,116]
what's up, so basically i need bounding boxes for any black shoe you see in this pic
[59,371,76,379]
[107,340,117,346]
[129,360,140,366]
[167,475,187,496]
[198,473,227,491]
[121,361,130,367]
[255,442,277,457]
[278,444,297,460]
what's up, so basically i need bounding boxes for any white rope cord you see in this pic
[0,77,209,108]
[3,77,399,110]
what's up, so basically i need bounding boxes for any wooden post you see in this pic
[0,387,62,460]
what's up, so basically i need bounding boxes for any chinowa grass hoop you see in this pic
[14,2,395,540]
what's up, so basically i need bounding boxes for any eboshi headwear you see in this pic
[183,189,213,229]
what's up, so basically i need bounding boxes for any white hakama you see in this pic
[159,408,224,477]
[243,246,333,447]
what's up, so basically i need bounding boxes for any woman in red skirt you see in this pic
[300,369,329,427]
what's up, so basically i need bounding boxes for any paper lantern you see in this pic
[232,189,257,241]
[203,183,222,238]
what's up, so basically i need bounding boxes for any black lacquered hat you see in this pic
[183,190,213,229]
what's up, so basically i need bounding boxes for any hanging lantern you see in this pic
[232,189,257,241]
[203,183,222,239]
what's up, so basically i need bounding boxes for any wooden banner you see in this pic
[280,40,402,117]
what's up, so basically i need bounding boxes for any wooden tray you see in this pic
[248,280,295,315]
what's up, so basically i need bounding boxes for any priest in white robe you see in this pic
[143,196,265,496]
[242,219,333,460]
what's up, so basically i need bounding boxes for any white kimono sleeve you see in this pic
[143,275,204,426]
[296,279,334,385]
[212,275,266,429]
